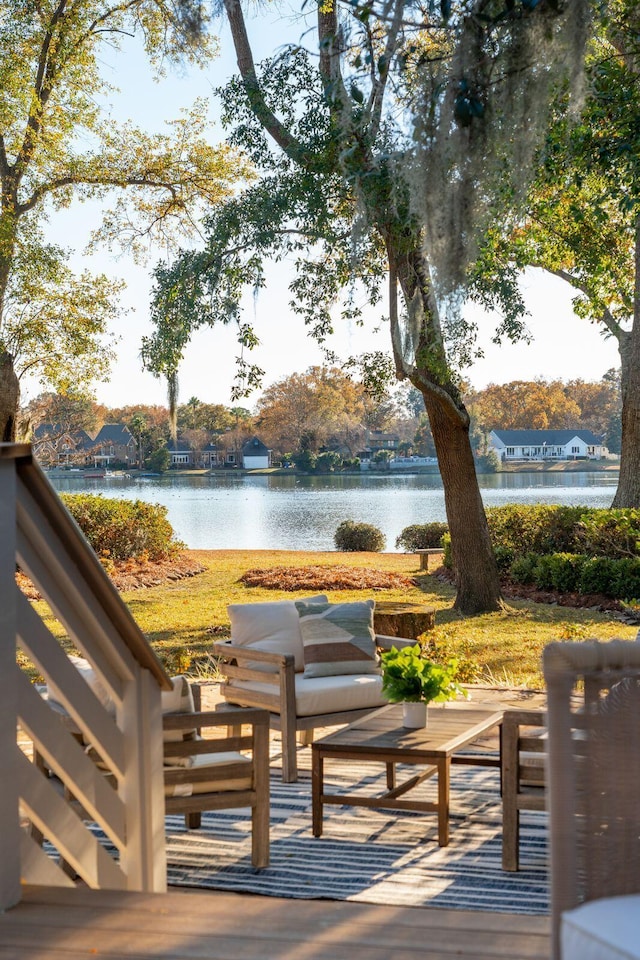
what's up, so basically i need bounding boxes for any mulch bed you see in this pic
[17,552,206,600]
[239,564,417,591]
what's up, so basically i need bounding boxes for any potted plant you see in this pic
[380,643,467,728]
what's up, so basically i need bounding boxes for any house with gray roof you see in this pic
[87,424,136,466]
[489,429,607,462]
[242,436,271,469]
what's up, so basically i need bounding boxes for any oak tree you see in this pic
[146,0,588,613]
[0,0,250,438]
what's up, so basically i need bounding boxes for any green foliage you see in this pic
[0,1,249,435]
[486,505,591,566]
[147,447,171,474]
[334,520,385,552]
[509,553,540,584]
[575,510,640,559]
[316,451,342,473]
[442,532,453,569]
[578,556,640,599]
[395,523,448,551]
[292,450,317,472]
[380,644,466,704]
[475,450,500,473]
[529,553,585,593]
[508,550,640,600]
[61,494,183,561]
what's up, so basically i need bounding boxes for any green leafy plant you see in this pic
[380,644,467,704]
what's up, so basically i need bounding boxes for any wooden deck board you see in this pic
[0,886,550,960]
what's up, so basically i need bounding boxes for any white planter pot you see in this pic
[402,701,428,729]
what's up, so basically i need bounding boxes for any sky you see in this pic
[34,7,621,413]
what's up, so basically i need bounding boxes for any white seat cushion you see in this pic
[227,673,386,717]
[164,751,252,797]
[562,895,640,960]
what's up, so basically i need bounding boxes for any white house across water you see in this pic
[489,429,607,462]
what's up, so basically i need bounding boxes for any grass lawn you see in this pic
[30,549,638,688]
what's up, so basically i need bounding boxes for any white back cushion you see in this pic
[228,595,328,672]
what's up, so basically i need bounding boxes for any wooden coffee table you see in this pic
[311,701,504,846]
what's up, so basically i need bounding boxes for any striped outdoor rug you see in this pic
[163,758,549,914]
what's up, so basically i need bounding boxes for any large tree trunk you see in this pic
[390,247,504,614]
[426,395,503,613]
[612,224,640,508]
[0,352,19,441]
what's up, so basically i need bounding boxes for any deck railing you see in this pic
[0,444,172,910]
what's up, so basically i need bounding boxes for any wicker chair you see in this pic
[543,639,640,960]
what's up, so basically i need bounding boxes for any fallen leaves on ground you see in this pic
[17,552,206,600]
[239,564,417,591]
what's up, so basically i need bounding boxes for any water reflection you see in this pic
[51,471,619,552]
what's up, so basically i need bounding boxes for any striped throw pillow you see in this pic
[295,600,379,678]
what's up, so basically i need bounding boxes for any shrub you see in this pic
[509,553,539,584]
[574,509,640,560]
[316,451,342,473]
[442,532,453,568]
[486,504,588,564]
[395,522,449,551]
[579,556,621,596]
[292,449,317,472]
[334,520,386,552]
[475,450,500,473]
[147,447,170,474]
[61,494,183,561]
[532,553,585,593]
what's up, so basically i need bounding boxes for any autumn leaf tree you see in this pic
[0,0,251,439]
[255,366,368,457]
[145,0,589,613]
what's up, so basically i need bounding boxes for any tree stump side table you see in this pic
[373,602,436,640]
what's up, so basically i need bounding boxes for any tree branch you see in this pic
[223,0,308,166]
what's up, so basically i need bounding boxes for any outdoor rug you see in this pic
[160,758,549,915]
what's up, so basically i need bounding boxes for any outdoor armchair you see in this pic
[35,672,270,869]
[543,639,640,960]
[212,597,414,782]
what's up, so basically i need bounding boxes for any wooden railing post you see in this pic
[0,455,21,909]
[120,668,167,892]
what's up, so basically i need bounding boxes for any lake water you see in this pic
[50,471,620,552]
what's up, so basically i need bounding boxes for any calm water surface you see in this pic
[50,471,619,552]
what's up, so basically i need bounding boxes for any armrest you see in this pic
[162,707,270,734]
[502,708,547,729]
[162,707,270,762]
[212,640,293,669]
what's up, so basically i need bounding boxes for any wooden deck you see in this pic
[1,885,550,959]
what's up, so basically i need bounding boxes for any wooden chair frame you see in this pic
[212,634,409,783]
[34,688,271,869]
[501,708,547,871]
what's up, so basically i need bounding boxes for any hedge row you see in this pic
[485,504,640,569]
[61,494,183,562]
[438,505,640,599]
[510,552,640,600]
